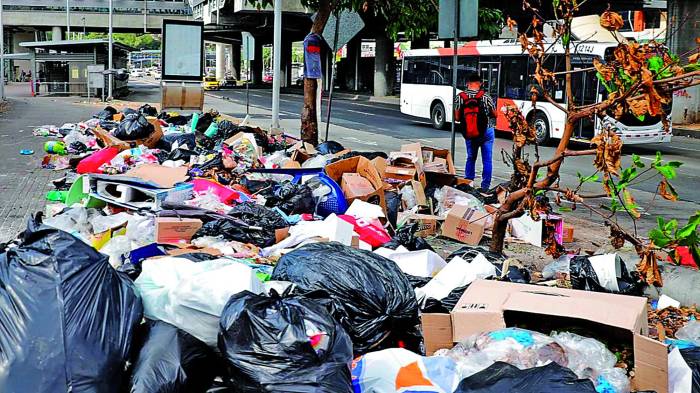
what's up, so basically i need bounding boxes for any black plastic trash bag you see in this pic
[317,141,345,155]
[422,284,470,313]
[385,190,400,228]
[130,320,219,393]
[681,347,700,392]
[115,112,155,141]
[0,216,143,392]
[138,103,158,117]
[272,242,424,355]
[383,222,435,251]
[193,202,288,247]
[94,105,117,120]
[218,290,353,392]
[454,362,597,393]
[266,182,315,215]
[217,120,238,140]
[569,255,644,295]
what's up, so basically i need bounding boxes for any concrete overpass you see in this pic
[3,0,192,80]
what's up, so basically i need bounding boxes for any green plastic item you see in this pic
[204,122,218,138]
[44,141,67,155]
[46,190,68,202]
[255,271,271,282]
[65,175,106,208]
[190,112,200,133]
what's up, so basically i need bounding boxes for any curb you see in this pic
[672,127,700,139]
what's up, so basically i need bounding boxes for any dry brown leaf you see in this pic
[623,190,641,219]
[593,58,613,81]
[610,226,626,249]
[637,249,663,287]
[600,10,625,31]
[659,179,678,201]
[592,131,623,176]
[689,52,700,64]
[507,16,517,32]
[627,99,649,117]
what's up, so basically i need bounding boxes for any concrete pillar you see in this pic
[346,37,360,91]
[373,33,394,97]
[668,0,700,124]
[281,38,292,87]
[251,40,263,85]
[51,26,62,41]
[215,43,225,81]
[230,44,241,81]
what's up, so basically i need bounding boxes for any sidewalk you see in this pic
[673,123,700,139]
[280,87,400,106]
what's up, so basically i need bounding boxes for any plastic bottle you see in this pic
[190,112,200,133]
[204,122,218,138]
[44,141,67,155]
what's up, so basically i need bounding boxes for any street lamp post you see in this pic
[271,0,281,129]
[107,0,113,100]
[82,17,86,36]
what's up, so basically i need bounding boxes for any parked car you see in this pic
[130,69,145,78]
[202,76,220,90]
[219,76,236,88]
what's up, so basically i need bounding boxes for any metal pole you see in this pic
[66,0,70,39]
[0,0,4,101]
[271,0,282,129]
[143,0,147,34]
[246,59,250,115]
[449,0,459,160]
[82,17,86,36]
[107,0,113,100]
[324,15,339,141]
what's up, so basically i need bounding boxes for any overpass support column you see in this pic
[230,44,241,80]
[215,43,225,81]
[51,26,62,41]
[251,40,263,85]
[281,38,292,87]
[346,37,360,91]
[373,33,394,97]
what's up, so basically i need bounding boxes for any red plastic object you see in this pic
[192,178,245,205]
[668,246,697,269]
[76,147,120,174]
[338,215,391,247]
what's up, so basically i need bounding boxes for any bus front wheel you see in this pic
[431,102,446,130]
[532,112,551,145]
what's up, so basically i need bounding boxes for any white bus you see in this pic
[400,40,672,145]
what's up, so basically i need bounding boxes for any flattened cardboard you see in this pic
[447,279,667,393]
[410,180,427,207]
[155,217,203,244]
[124,164,189,189]
[441,205,490,245]
[422,146,456,174]
[422,313,454,355]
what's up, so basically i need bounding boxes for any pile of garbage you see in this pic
[3,104,695,392]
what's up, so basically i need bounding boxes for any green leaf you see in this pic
[668,161,683,168]
[535,189,546,196]
[596,72,615,93]
[553,0,560,7]
[631,154,645,168]
[677,213,700,239]
[664,219,679,233]
[562,33,570,47]
[657,216,665,229]
[655,164,677,180]
[691,244,700,269]
[558,206,573,213]
[649,228,671,247]
[654,151,662,166]
[648,56,664,74]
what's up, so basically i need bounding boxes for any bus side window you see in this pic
[501,56,528,100]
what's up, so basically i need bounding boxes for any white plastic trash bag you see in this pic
[415,253,496,304]
[135,256,264,346]
[374,248,447,278]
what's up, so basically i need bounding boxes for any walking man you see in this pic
[454,74,497,192]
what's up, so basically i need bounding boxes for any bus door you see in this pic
[571,62,599,139]
[479,60,500,102]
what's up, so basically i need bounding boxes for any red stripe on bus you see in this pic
[436,41,479,56]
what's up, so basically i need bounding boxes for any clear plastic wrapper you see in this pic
[435,186,485,216]
[401,184,418,210]
[542,254,572,280]
[100,235,132,268]
[184,190,233,214]
[438,328,630,393]
[676,320,700,346]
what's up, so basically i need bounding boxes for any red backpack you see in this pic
[458,91,489,139]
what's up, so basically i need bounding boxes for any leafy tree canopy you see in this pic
[84,33,161,50]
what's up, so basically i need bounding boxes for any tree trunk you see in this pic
[300,0,331,146]
[373,33,394,97]
[490,215,508,253]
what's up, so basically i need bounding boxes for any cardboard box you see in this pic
[93,117,164,151]
[441,205,490,245]
[422,313,454,355]
[341,173,375,199]
[445,280,667,393]
[325,156,387,214]
[422,146,456,175]
[155,217,203,244]
[287,141,318,164]
[397,212,443,237]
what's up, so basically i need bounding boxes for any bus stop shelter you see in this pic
[18,39,133,97]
